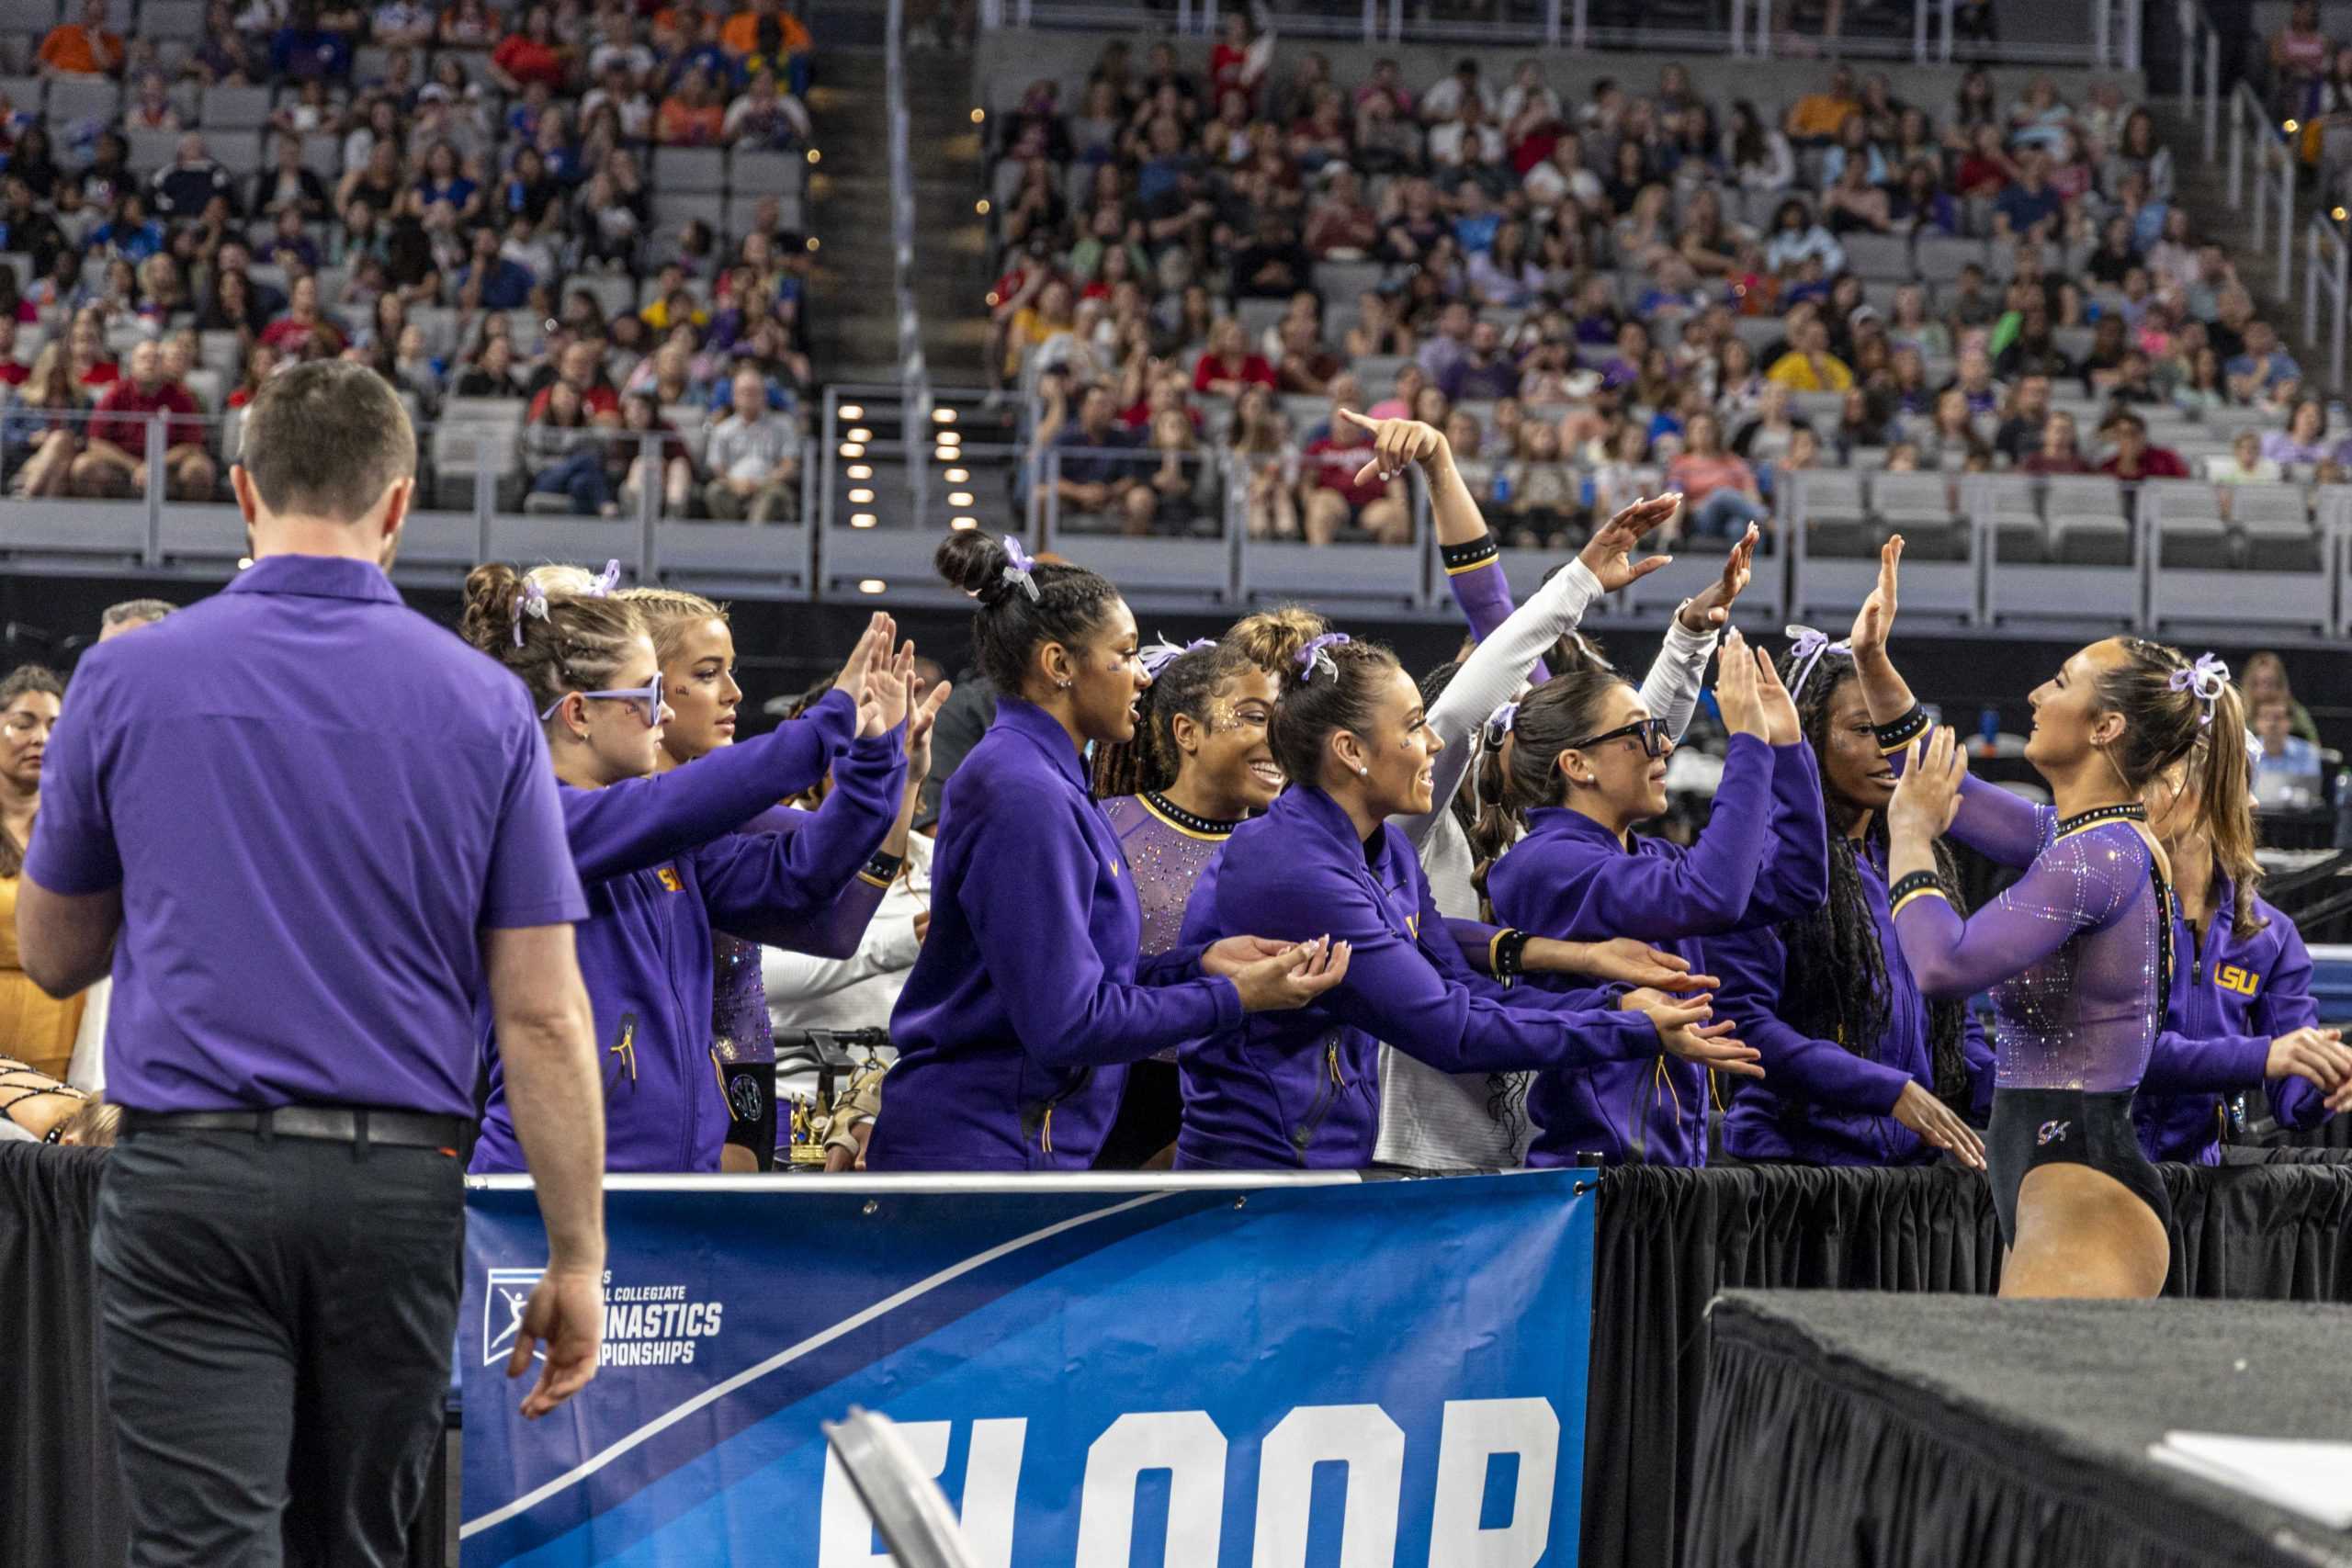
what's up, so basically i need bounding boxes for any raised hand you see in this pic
[1678,522,1758,633]
[1713,627,1766,739]
[858,637,914,739]
[1849,535,1903,660]
[1227,936,1354,1012]
[1754,641,1801,746]
[831,613,891,709]
[905,675,954,784]
[1891,1081,1987,1169]
[1578,492,1682,592]
[1335,407,1443,486]
[1888,726,1967,841]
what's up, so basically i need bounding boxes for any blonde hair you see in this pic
[617,586,728,664]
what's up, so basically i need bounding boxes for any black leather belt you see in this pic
[119,1106,466,1150]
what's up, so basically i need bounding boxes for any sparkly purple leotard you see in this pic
[1893,778,2168,1093]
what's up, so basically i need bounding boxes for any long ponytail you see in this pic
[2198,683,2266,937]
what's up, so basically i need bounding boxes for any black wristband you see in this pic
[1490,927,1530,979]
[857,851,903,888]
[1442,534,1500,575]
[1873,705,1930,755]
[1888,872,1948,915]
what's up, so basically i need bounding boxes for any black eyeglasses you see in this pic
[1566,716,1673,758]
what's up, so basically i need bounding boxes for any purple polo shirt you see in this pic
[25,552,586,1116]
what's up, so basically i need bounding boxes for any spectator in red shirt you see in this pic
[72,339,215,500]
[2019,410,2093,474]
[258,274,347,361]
[0,319,29,389]
[2098,411,2189,479]
[1298,397,1408,545]
[526,339,623,423]
[1192,317,1277,399]
[489,5,568,92]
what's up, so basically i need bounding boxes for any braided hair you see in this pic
[1777,648,1973,1106]
[935,531,1120,697]
[618,585,728,662]
[458,562,646,722]
[1092,641,1257,798]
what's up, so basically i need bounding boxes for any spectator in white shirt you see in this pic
[1420,56,1498,124]
[703,364,800,520]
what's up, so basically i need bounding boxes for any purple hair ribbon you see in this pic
[1783,624,1851,703]
[1295,631,1351,684]
[512,579,548,647]
[586,558,622,596]
[2168,651,2230,726]
[1485,700,1520,747]
[1140,636,1216,680]
[1001,535,1042,603]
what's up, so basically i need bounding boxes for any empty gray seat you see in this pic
[729,150,803,197]
[2154,511,2233,570]
[1797,469,1872,557]
[2050,513,2133,564]
[142,0,205,37]
[659,146,728,193]
[2228,483,2309,525]
[200,83,273,129]
[2234,514,2321,570]
[1840,232,1912,280]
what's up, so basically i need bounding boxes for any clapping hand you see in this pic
[1754,641,1801,746]
[1577,493,1682,592]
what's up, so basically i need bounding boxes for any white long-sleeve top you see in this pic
[1374,558,1722,1169]
[763,831,933,1099]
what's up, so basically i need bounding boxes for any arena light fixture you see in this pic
[840,441,865,457]
[976,199,990,216]
[858,578,888,594]
[935,430,962,446]
[933,447,958,462]
[933,409,957,424]
[848,426,874,443]
[806,148,821,164]
[970,107,985,123]
[847,463,873,479]
[806,236,821,252]
[2286,118,2301,132]
[2337,207,2348,223]
[840,403,865,420]
[948,491,975,507]
[950,516,978,530]
[944,467,969,483]
[851,513,878,528]
[849,488,876,503]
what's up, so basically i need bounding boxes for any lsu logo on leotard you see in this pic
[2215,964,2260,998]
[655,866,683,893]
[2036,1119,2071,1146]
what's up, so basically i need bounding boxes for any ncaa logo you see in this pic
[483,1266,547,1368]
[2036,1119,2071,1146]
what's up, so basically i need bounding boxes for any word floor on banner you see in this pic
[459,1170,1597,1566]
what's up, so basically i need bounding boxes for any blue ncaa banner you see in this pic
[460,1170,1597,1566]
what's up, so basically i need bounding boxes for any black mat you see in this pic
[1582,1158,2352,1568]
[1685,1291,2352,1568]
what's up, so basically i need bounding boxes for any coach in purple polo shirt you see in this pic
[17,362,610,1567]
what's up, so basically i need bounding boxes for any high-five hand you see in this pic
[1754,642,1801,746]
[1849,536,1902,660]
[1888,726,1967,840]
[1579,493,1683,592]
[1678,523,1758,632]
[1713,628,1767,739]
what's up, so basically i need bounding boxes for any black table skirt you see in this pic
[1580,1156,2352,1568]
[1682,1291,2352,1568]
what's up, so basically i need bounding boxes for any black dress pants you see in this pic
[93,1128,465,1568]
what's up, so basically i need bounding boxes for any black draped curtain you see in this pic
[1582,1157,2352,1568]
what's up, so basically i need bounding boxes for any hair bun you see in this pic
[934,529,1011,603]
[459,561,524,652]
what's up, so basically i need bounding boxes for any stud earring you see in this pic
[1356,765,1369,777]
[1056,678,1072,690]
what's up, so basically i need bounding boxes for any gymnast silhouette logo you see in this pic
[2036,1119,2072,1146]
[482,1267,548,1368]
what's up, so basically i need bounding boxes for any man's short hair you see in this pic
[236,360,417,525]
[102,598,174,632]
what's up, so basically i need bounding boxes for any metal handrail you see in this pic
[2225,80,2298,300]
[2305,214,2350,390]
[2177,0,2223,162]
[991,0,2137,63]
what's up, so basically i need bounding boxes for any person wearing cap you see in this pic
[19,360,608,1562]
